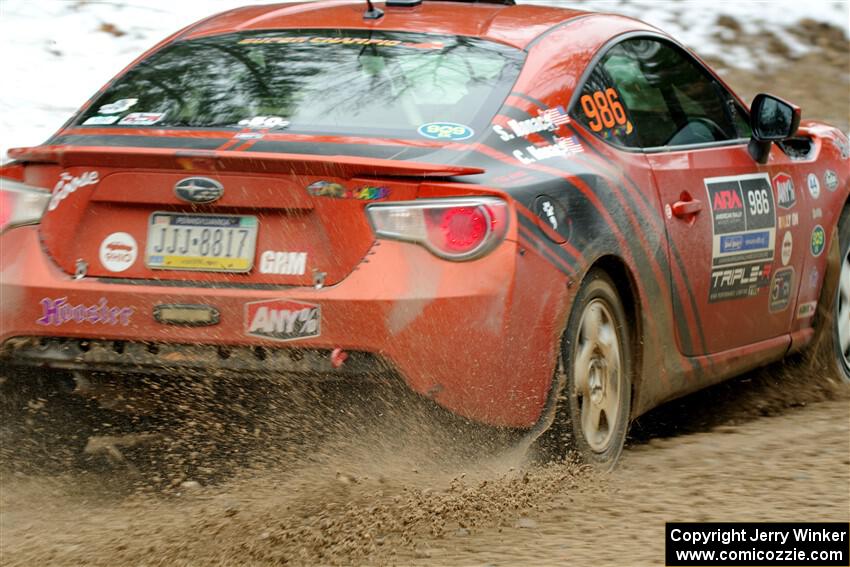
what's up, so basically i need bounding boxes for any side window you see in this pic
[576,38,743,149]
[573,64,641,148]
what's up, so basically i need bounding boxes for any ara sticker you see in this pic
[48,171,99,212]
[772,173,796,209]
[810,225,825,257]
[98,98,138,114]
[118,112,166,126]
[418,122,474,141]
[238,116,289,129]
[244,298,320,342]
[99,232,138,273]
[824,170,839,192]
[806,173,820,199]
[768,267,794,313]
[579,88,632,137]
[259,251,307,276]
[83,115,119,126]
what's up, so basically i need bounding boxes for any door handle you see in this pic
[671,198,703,218]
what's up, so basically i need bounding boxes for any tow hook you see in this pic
[330,348,348,369]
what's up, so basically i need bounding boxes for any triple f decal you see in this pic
[245,299,320,342]
[705,174,776,302]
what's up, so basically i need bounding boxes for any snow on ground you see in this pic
[0,0,847,160]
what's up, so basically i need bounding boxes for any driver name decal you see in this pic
[705,174,777,302]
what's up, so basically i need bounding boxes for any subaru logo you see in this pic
[174,177,224,204]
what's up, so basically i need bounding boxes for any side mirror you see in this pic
[748,93,801,164]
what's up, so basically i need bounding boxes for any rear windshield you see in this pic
[75,30,524,140]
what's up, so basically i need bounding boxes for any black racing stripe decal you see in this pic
[500,94,705,357]
[564,125,708,355]
[492,98,700,365]
[50,134,225,150]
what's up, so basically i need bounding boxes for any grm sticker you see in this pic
[259,251,307,276]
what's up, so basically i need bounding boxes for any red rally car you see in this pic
[1,0,848,467]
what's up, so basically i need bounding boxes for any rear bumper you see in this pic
[1,226,560,427]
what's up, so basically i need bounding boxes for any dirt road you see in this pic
[1,355,848,567]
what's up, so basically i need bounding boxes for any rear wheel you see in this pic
[544,269,632,470]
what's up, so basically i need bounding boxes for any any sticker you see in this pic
[244,299,320,342]
[36,297,133,327]
[259,251,307,276]
[772,173,796,209]
[810,225,825,257]
[119,112,166,126]
[579,88,632,137]
[806,173,820,199]
[48,171,99,212]
[418,122,474,141]
[769,267,794,313]
[99,98,138,114]
[513,136,583,165]
[99,232,138,273]
[83,116,119,126]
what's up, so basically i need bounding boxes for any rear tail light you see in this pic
[0,178,51,234]
[366,197,508,260]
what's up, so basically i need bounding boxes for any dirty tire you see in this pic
[814,203,850,382]
[547,269,632,470]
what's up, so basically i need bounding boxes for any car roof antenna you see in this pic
[363,0,384,19]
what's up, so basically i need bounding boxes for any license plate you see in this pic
[146,212,258,272]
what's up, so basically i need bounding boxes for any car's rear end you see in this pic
[0,27,560,427]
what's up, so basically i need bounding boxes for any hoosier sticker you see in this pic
[244,299,320,342]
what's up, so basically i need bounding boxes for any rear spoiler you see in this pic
[6,145,484,178]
